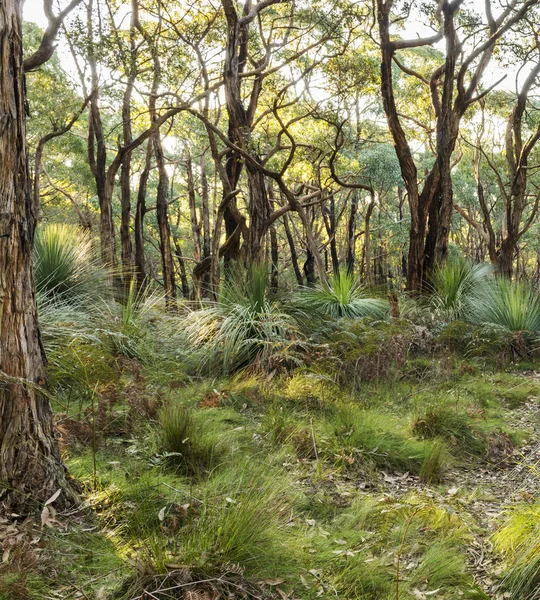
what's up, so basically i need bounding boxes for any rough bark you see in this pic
[154,132,176,310]
[346,190,358,274]
[186,151,202,263]
[283,213,303,286]
[0,0,76,511]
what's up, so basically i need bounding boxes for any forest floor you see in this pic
[2,358,540,600]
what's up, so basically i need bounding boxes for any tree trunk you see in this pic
[322,193,339,275]
[199,152,211,296]
[174,244,190,298]
[120,76,135,287]
[186,151,202,263]
[283,213,303,286]
[0,0,75,511]
[246,162,270,265]
[346,190,358,274]
[134,140,152,288]
[154,132,176,310]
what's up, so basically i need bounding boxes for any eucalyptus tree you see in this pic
[0,0,81,511]
[376,0,540,290]
[163,0,358,295]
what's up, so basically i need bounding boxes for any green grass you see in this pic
[157,403,223,476]
[494,503,540,600]
[328,406,446,475]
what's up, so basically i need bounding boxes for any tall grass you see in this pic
[469,277,540,339]
[494,503,540,599]
[295,270,388,320]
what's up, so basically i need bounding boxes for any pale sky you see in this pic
[24,0,47,27]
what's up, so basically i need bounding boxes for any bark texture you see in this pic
[0,0,75,511]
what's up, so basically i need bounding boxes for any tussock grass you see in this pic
[430,252,492,321]
[328,406,447,475]
[158,403,223,476]
[34,223,109,304]
[412,405,488,458]
[185,266,301,375]
[494,503,540,600]
[470,278,540,341]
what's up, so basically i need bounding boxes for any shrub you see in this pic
[185,266,301,375]
[469,278,540,343]
[321,318,411,385]
[430,253,492,321]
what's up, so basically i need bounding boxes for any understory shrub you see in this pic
[430,252,492,321]
[34,223,108,304]
[320,318,412,385]
[469,278,540,347]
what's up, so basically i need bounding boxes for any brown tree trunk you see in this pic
[120,76,135,287]
[199,153,211,296]
[283,213,303,286]
[346,190,358,274]
[154,132,176,310]
[186,151,202,263]
[246,163,270,264]
[322,192,340,275]
[134,140,152,288]
[0,0,75,511]
[174,243,190,299]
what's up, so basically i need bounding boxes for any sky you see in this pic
[24,0,47,27]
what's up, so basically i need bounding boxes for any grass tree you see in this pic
[296,270,388,320]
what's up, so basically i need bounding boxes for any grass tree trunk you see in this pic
[0,0,75,511]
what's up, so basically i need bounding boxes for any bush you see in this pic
[469,278,540,344]
[320,318,411,385]
[430,252,492,321]
[185,266,301,375]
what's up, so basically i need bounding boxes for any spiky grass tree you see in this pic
[430,253,492,320]
[469,278,540,341]
[0,1,76,511]
[34,223,108,304]
[186,266,297,374]
[296,270,388,320]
